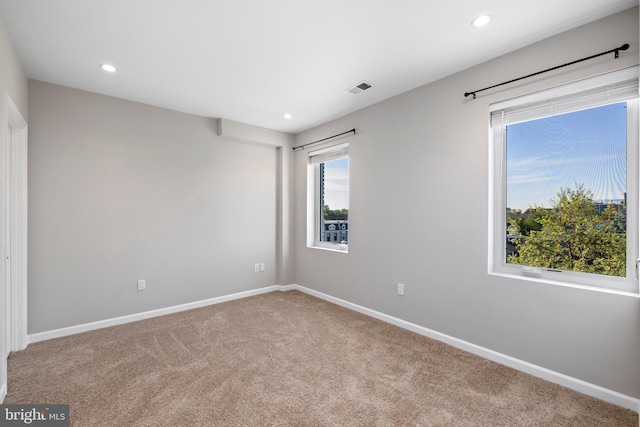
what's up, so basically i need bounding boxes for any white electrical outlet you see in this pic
[397,283,404,295]
[137,279,146,291]
[260,263,265,272]
[254,263,260,272]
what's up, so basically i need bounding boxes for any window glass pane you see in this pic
[320,157,349,246]
[505,102,627,277]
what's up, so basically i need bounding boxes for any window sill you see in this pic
[308,244,348,254]
[489,271,640,298]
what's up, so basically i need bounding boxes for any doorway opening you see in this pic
[1,94,28,402]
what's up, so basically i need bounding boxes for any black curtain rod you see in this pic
[464,43,630,100]
[292,129,356,151]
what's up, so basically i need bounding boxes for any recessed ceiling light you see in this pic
[283,113,292,119]
[471,14,491,28]
[100,63,117,73]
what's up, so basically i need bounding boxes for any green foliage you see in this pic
[323,205,348,220]
[507,185,626,277]
[508,209,543,236]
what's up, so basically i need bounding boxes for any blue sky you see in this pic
[323,157,349,210]
[506,102,627,211]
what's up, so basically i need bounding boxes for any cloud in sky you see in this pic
[323,158,349,210]
[506,102,627,211]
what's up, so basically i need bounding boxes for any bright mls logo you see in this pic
[0,405,69,426]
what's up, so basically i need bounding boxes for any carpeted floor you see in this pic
[5,290,638,426]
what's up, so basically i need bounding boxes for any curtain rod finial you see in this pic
[615,43,629,58]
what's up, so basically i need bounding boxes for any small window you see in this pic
[490,67,639,293]
[307,143,349,252]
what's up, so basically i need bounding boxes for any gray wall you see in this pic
[293,8,640,398]
[28,81,292,333]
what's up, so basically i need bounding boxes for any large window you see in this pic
[490,67,639,293]
[307,143,349,252]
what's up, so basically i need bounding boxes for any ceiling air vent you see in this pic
[345,81,372,95]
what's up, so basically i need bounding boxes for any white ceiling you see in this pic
[0,0,637,133]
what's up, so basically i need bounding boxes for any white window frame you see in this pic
[307,142,349,252]
[489,66,639,294]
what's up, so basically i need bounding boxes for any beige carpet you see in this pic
[5,290,638,426]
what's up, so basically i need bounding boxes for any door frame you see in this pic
[0,94,27,403]
[6,94,28,353]
[6,95,29,351]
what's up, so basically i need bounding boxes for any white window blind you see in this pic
[308,143,349,165]
[491,67,639,127]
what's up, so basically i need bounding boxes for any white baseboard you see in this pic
[28,285,282,344]
[0,383,6,404]
[289,284,640,414]
[25,283,640,414]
